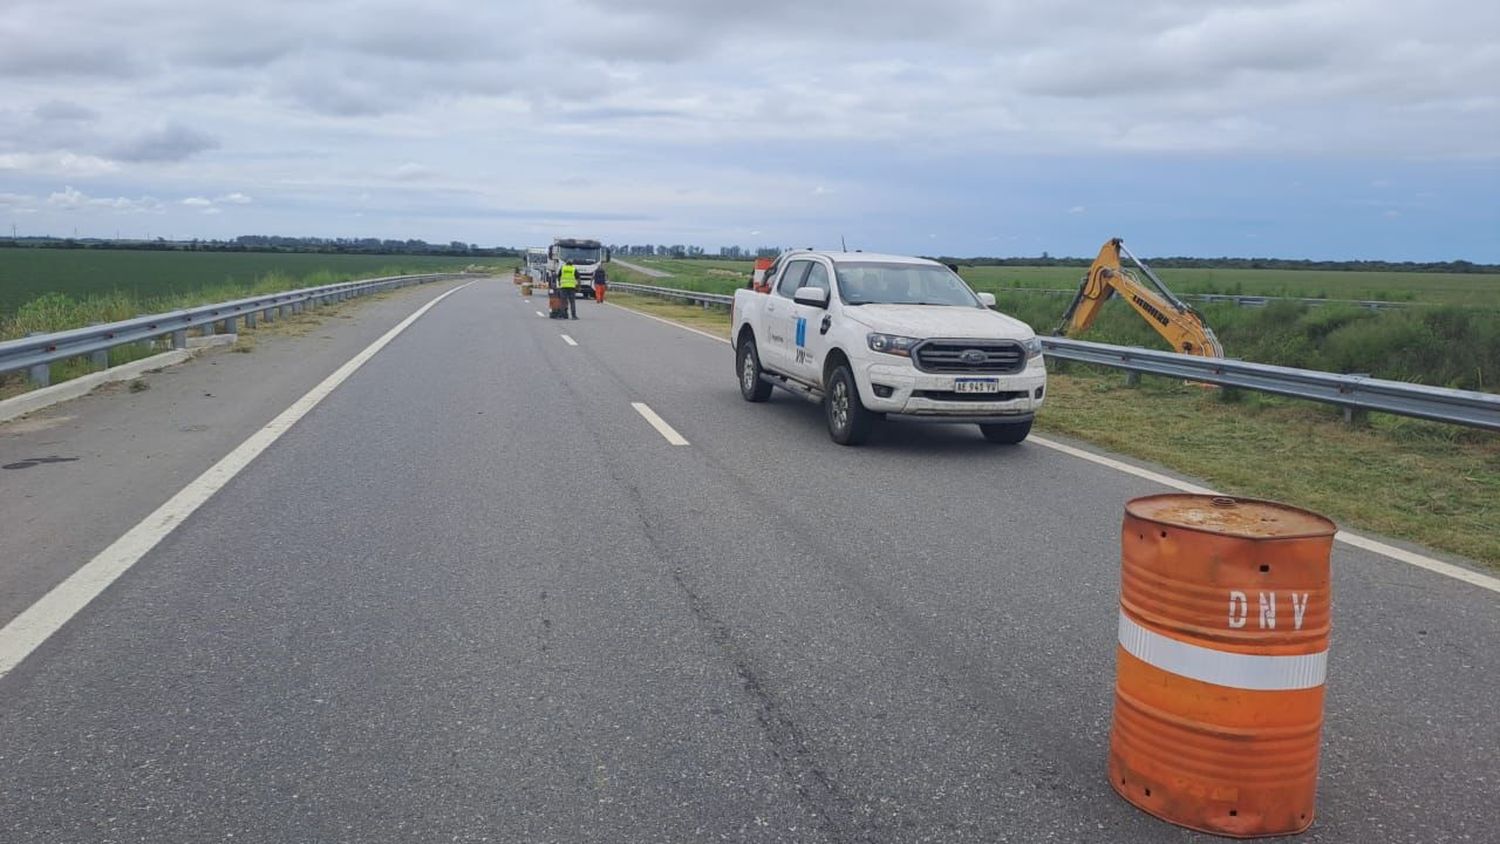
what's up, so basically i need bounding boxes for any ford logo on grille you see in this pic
[960,349,987,364]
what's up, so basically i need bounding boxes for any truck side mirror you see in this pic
[977,292,996,308]
[793,287,830,308]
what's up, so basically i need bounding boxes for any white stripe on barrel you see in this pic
[1118,612,1327,691]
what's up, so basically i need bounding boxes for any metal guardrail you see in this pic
[610,281,733,306]
[1042,337,1499,431]
[1,273,472,386]
[609,279,1499,431]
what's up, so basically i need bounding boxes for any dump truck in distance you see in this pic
[548,238,610,299]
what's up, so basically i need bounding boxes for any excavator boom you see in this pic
[1055,238,1223,357]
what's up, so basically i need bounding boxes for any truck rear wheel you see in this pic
[826,364,875,445]
[979,420,1032,444]
[737,338,774,402]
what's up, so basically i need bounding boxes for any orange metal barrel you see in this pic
[1109,494,1336,838]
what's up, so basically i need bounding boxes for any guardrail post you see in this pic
[223,316,238,334]
[1342,406,1369,426]
[201,320,216,337]
[1125,371,1141,387]
[262,307,274,324]
[173,328,188,349]
[91,349,109,370]
[24,333,51,387]
[243,311,257,329]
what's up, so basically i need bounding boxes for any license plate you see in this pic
[953,378,1001,394]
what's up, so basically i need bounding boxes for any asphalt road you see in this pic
[0,279,1494,842]
[612,259,672,278]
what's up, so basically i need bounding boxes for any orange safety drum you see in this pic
[1109,494,1336,838]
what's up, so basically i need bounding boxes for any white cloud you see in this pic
[0,0,1493,256]
[47,185,162,213]
[182,196,213,207]
[391,162,435,181]
[0,152,118,177]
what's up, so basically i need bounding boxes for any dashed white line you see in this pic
[611,299,1497,593]
[632,402,690,446]
[560,334,578,346]
[535,311,545,318]
[0,281,477,680]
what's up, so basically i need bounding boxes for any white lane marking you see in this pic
[1029,435,1216,495]
[1334,530,1500,595]
[607,303,730,344]
[609,299,1499,594]
[631,402,690,446]
[535,311,545,318]
[1030,435,1500,595]
[560,334,578,346]
[1118,612,1327,691]
[0,282,476,680]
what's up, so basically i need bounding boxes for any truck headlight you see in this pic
[867,333,921,356]
[1022,337,1043,359]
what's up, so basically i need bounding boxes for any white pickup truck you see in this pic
[731,251,1046,445]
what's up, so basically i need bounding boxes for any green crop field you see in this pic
[0,249,479,319]
[619,256,1500,306]
[959,265,1500,306]
[610,258,1500,392]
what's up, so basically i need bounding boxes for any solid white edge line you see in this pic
[1118,612,1328,691]
[0,281,476,680]
[606,302,730,344]
[560,334,578,346]
[1029,435,1500,595]
[631,402,690,446]
[615,299,1498,595]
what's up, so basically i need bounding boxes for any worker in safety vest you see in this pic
[558,260,579,319]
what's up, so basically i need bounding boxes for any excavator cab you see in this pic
[1055,238,1223,357]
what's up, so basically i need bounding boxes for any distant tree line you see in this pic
[929,254,1500,274]
[0,235,520,258]
[6,235,1493,272]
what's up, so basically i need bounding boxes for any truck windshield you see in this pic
[835,262,980,307]
[559,247,601,264]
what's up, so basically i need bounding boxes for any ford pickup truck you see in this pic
[731,251,1045,445]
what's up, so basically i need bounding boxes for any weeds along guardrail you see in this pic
[0,273,474,387]
[613,275,1430,311]
[983,288,1420,311]
[610,281,1500,432]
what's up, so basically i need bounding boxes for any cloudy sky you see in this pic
[1,0,1497,259]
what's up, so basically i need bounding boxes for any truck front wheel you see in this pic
[979,420,1032,444]
[826,364,875,445]
[737,338,774,402]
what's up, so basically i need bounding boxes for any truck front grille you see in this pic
[912,340,1026,374]
[912,389,1028,402]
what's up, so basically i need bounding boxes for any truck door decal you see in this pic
[795,317,807,348]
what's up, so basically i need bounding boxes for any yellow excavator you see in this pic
[1055,238,1223,357]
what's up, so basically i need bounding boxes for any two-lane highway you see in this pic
[1,279,1495,842]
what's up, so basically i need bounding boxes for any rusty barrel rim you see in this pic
[1125,493,1336,541]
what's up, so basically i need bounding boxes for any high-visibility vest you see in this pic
[559,265,578,288]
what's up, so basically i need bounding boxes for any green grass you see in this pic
[609,263,1500,392]
[617,255,1500,307]
[0,248,479,319]
[956,266,1500,306]
[605,291,1500,568]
